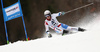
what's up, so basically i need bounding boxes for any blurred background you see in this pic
[0,0,100,45]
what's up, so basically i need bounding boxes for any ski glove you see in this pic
[46,31,52,38]
[61,12,66,15]
[48,34,52,38]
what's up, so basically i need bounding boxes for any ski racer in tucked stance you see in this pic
[44,10,85,38]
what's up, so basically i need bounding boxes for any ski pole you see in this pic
[65,3,94,14]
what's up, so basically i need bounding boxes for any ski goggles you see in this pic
[45,14,51,17]
[45,15,50,17]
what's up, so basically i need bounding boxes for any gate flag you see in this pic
[1,0,28,44]
[3,2,23,22]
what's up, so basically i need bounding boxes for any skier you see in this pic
[44,10,85,38]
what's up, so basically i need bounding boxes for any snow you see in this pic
[0,14,100,52]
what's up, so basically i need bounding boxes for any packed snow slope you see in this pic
[0,14,100,52]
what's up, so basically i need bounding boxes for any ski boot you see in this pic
[78,27,86,32]
[62,30,69,36]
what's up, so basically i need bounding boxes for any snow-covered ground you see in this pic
[0,13,100,52]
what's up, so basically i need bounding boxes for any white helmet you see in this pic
[44,10,51,17]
